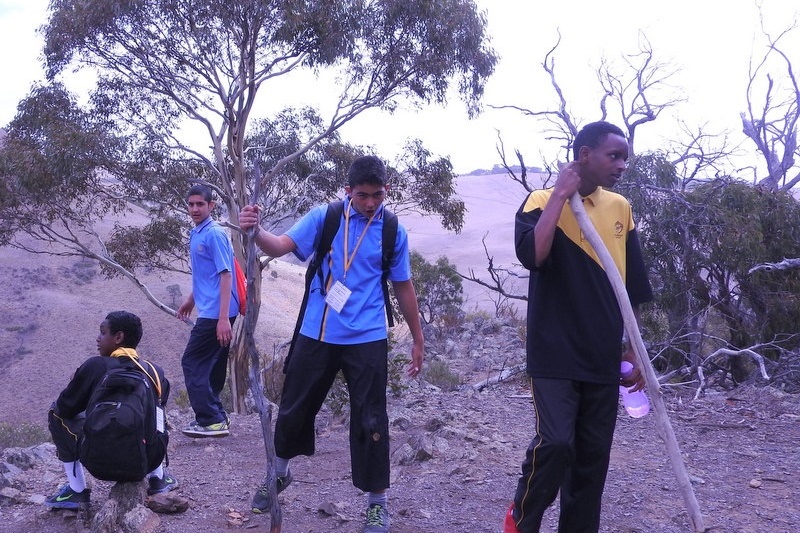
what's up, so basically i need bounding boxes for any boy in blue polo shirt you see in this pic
[177,184,239,438]
[239,155,424,533]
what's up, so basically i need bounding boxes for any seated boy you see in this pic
[45,311,178,509]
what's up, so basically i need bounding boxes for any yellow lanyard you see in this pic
[342,199,375,281]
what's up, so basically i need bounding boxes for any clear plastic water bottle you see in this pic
[620,361,650,418]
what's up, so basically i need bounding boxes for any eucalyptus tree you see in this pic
[0,0,496,409]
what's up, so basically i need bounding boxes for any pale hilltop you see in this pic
[0,172,528,424]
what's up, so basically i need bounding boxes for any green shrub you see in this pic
[423,359,461,391]
[388,352,409,398]
[464,309,491,322]
[219,381,234,413]
[410,251,464,327]
[173,384,233,412]
[261,353,287,404]
[326,371,350,417]
[324,352,410,416]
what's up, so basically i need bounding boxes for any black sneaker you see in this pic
[251,470,293,514]
[45,484,90,510]
[363,503,390,533]
[147,469,179,495]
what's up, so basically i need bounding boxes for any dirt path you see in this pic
[4,382,799,533]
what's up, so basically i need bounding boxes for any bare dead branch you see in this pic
[598,34,683,156]
[748,257,800,274]
[668,121,739,186]
[694,348,771,400]
[742,11,800,192]
[490,32,577,161]
[457,234,527,303]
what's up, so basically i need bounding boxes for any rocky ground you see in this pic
[1,316,799,533]
[1,174,798,532]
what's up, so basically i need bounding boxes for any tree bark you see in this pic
[91,481,159,533]
[243,162,282,532]
[569,192,706,532]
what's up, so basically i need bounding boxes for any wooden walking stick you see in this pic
[244,159,282,532]
[569,192,706,532]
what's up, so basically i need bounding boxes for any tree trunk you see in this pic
[241,161,282,532]
[569,192,706,532]
[91,481,160,533]
[229,265,262,414]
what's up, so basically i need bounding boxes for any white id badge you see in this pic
[325,281,352,313]
[156,405,166,433]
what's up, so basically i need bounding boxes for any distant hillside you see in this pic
[0,172,527,424]
[463,164,544,177]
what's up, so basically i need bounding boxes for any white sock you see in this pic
[148,464,164,479]
[275,457,290,477]
[64,461,86,493]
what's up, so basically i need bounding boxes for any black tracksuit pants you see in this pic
[512,378,619,533]
[274,335,389,493]
[49,407,84,463]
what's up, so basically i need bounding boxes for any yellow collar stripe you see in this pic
[110,347,139,359]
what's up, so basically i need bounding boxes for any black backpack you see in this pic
[285,200,398,371]
[79,359,168,482]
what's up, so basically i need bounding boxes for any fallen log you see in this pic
[472,363,526,391]
[695,348,770,400]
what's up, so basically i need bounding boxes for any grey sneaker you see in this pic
[363,503,390,533]
[251,470,293,514]
[181,420,230,438]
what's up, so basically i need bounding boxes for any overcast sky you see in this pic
[1,1,798,175]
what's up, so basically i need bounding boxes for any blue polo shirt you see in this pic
[189,217,238,319]
[287,199,411,344]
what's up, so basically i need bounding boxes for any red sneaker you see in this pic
[504,502,522,533]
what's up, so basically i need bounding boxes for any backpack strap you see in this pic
[381,208,398,327]
[130,358,163,400]
[127,358,169,466]
[313,200,345,297]
[285,201,343,372]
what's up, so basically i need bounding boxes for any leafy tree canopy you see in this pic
[2,0,496,271]
[620,156,800,368]
[1,0,496,412]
